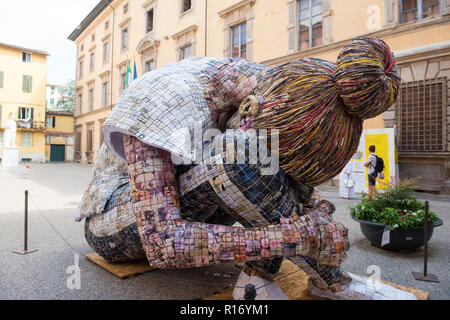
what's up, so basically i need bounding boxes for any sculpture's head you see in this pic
[255,37,400,186]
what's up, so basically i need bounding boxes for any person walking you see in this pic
[364,145,378,195]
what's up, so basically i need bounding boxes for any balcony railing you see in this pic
[17,120,46,130]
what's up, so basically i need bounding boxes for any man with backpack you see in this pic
[364,145,384,195]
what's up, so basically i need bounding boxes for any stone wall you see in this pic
[383,55,450,193]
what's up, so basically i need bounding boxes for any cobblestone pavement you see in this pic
[0,164,448,299]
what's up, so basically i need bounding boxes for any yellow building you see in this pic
[45,111,75,162]
[0,42,48,163]
[69,0,450,192]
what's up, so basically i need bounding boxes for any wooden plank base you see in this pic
[206,260,429,300]
[85,253,154,279]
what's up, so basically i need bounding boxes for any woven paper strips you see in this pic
[255,37,400,185]
[79,37,401,299]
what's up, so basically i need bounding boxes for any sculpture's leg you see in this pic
[177,130,352,298]
[84,183,145,264]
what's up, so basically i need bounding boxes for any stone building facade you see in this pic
[69,0,450,192]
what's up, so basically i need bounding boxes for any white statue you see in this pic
[339,161,355,199]
[4,114,17,148]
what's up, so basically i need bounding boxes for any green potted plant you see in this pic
[349,180,443,252]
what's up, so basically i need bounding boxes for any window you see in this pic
[99,128,104,147]
[122,27,129,49]
[18,107,33,120]
[50,98,55,105]
[105,21,109,30]
[145,59,155,73]
[230,22,246,58]
[87,128,93,152]
[423,0,440,18]
[90,52,95,71]
[0,71,3,88]
[103,41,110,63]
[180,45,192,60]
[398,79,446,152]
[51,86,55,94]
[77,93,82,115]
[91,33,95,41]
[182,0,192,13]
[120,72,126,92]
[22,52,31,63]
[79,60,83,79]
[80,44,84,51]
[298,0,322,51]
[88,88,94,112]
[146,9,154,33]
[123,3,128,14]
[75,131,81,153]
[22,75,32,92]
[46,116,56,128]
[400,0,441,23]
[102,81,109,107]
[21,132,32,147]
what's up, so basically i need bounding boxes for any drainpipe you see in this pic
[204,0,208,56]
[108,1,115,108]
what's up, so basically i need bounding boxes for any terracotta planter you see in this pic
[351,215,443,252]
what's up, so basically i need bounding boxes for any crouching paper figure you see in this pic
[77,37,417,300]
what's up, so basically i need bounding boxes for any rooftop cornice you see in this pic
[0,42,49,56]
[68,0,114,41]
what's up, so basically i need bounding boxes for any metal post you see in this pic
[412,201,439,282]
[24,190,28,251]
[12,190,38,255]
[423,201,429,277]
[244,284,257,300]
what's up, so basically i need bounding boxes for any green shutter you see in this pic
[30,108,34,120]
[0,105,2,124]
[18,107,22,119]
[22,75,32,92]
[0,71,4,88]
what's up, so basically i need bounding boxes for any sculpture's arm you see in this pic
[124,135,349,269]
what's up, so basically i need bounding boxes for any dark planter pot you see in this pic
[351,215,443,252]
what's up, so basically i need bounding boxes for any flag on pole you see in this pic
[133,61,137,80]
[125,61,132,88]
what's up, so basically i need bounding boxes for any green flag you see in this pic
[125,62,132,88]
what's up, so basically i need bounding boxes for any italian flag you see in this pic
[125,62,132,88]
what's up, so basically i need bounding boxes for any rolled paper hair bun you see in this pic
[254,37,399,186]
[336,37,401,119]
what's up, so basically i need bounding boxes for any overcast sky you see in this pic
[0,0,99,85]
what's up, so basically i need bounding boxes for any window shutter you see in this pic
[52,117,56,128]
[18,107,22,119]
[28,76,32,92]
[0,105,2,123]
[22,75,27,91]
[0,71,3,88]
[30,108,34,120]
